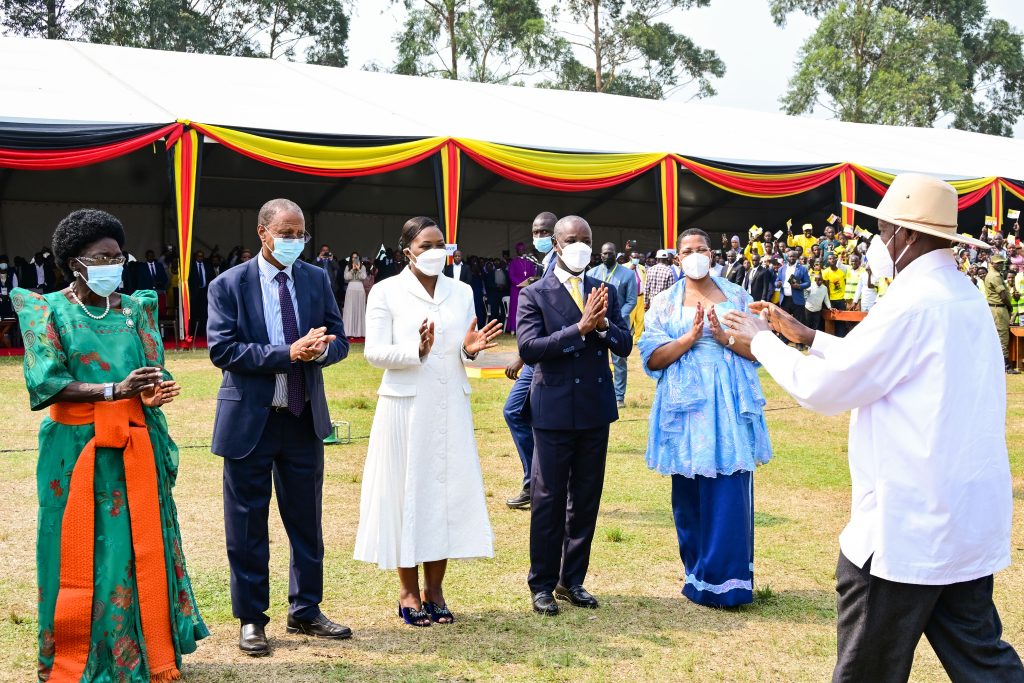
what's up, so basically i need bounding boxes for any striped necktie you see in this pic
[274,271,305,416]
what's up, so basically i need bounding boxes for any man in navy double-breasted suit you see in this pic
[207,198,350,656]
[516,215,633,616]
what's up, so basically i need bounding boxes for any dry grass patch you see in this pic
[0,337,1021,681]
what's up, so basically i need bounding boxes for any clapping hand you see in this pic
[291,327,336,362]
[418,318,435,359]
[706,304,730,346]
[117,366,164,398]
[745,301,814,346]
[464,318,503,356]
[141,380,181,407]
[722,307,772,347]
[682,301,704,343]
[578,284,609,335]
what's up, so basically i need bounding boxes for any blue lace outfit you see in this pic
[638,276,773,606]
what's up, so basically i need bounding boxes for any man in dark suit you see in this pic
[133,250,170,292]
[723,249,746,286]
[743,254,774,302]
[442,249,473,285]
[516,215,633,616]
[188,249,212,338]
[207,198,350,657]
[776,248,810,326]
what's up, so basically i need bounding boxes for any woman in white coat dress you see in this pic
[354,216,503,627]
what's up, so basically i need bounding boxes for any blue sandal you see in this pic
[423,601,455,624]
[397,601,432,627]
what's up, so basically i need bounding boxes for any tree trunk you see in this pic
[593,0,602,91]
[46,0,57,39]
[448,2,458,79]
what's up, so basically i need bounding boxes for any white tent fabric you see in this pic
[2,36,1023,180]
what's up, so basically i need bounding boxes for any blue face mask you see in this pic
[533,236,553,254]
[272,238,305,267]
[630,257,639,265]
[77,264,123,297]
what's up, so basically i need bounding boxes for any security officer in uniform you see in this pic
[984,252,1019,374]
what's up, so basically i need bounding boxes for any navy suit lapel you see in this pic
[241,259,270,344]
[540,271,583,325]
[294,262,313,331]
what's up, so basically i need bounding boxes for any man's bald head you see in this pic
[258,198,304,228]
[553,215,591,242]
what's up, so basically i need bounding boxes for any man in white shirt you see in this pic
[724,174,1022,683]
[802,273,831,330]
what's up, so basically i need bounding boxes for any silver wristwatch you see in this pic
[103,382,115,401]
[727,335,736,348]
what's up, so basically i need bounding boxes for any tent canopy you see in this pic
[2,37,1023,180]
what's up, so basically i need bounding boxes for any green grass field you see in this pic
[0,338,1021,682]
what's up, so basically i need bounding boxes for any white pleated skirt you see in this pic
[353,394,494,570]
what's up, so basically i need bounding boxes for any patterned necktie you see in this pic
[568,276,585,312]
[275,271,305,416]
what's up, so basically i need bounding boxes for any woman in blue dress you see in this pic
[639,228,773,607]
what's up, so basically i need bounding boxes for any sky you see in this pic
[345,0,1024,137]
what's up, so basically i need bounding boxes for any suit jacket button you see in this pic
[598,378,603,383]
[575,378,580,384]
[597,351,603,356]
[574,352,580,358]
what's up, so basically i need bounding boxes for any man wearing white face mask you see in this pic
[516,216,632,616]
[724,174,1022,682]
[207,198,351,656]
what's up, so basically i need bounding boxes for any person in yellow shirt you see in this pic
[822,253,849,336]
[844,253,865,309]
[744,226,766,264]
[788,223,818,257]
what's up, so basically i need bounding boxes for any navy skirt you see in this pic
[671,471,754,607]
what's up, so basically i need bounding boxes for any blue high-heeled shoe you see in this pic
[423,601,456,624]
[397,601,432,627]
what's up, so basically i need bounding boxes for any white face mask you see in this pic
[865,230,911,280]
[558,242,592,273]
[681,252,711,280]
[75,264,123,297]
[410,247,447,277]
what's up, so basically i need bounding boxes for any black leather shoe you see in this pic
[532,591,559,615]
[286,613,353,639]
[506,486,531,509]
[554,584,599,609]
[239,622,270,657]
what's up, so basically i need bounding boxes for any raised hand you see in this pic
[578,284,609,335]
[417,318,436,359]
[291,327,335,362]
[722,310,771,347]
[464,318,503,356]
[683,301,704,343]
[747,302,814,346]
[141,380,181,407]
[117,366,164,399]
[707,303,729,346]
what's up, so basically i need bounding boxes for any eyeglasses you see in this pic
[75,256,126,267]
[260,225,312,243]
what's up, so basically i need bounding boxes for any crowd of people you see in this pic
[8,176,1024,683]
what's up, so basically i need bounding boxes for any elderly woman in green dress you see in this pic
[14,209,206,682]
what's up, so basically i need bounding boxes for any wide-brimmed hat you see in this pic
[841,173,990,250]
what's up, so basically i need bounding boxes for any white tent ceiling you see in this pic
[2,36,1024,180]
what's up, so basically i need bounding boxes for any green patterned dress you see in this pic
[13,288,208,682]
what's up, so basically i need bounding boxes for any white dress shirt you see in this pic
[452,262,462,281]
[803,281,831,312]
[780,263,795,297]
[257,253,327,407]
[750,249,1012,585]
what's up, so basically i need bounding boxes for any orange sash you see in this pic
[48,399,179,682]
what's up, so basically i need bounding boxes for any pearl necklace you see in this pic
[69,288,111,320]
